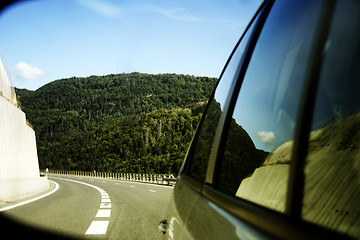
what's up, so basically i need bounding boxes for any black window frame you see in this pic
[182,0,353,239]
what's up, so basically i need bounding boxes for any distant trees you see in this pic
[16,72,217,174]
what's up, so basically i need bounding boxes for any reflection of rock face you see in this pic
[236,140,292,212]
[303,113,360,237]
[264,140,293,165]
[236,113,360,236]
[236,164,289,212]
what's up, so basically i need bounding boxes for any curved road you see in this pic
[1,175,173,239]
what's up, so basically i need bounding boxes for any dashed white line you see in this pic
[52,177,111,235]
[96,209,111,218]
[85,221,109,234]
[100,203,111,208]
[149,189,156,193]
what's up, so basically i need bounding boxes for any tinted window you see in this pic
[302,0,360,238]
[216,0,322,212]
[184,19,257,182]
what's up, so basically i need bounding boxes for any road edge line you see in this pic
[0,180,59,212]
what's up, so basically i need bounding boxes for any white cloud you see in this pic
[151,7,203,22]
[14,62,44,80]
[76,0,122,18]
[144,5,241,26]
[257,131,275,144]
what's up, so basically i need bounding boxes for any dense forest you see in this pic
[16,73,217,174]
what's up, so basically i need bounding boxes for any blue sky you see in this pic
[0,0,261,90]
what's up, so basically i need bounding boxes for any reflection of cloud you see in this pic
[14,62,44,80]
[257,131,275,144]
[76,0,122,18]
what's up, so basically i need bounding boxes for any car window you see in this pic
[215,0,322,213]
[302,0,360,238]
[184,18,258,182]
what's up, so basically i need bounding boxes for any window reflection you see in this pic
[216,0,321,213]
[302,1,360,238]
[185,18,256,182]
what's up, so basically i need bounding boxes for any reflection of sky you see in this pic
[213,46,242,111]
[212,0,321,153]
[230,75,295,153]
[213,35,299,153]
[225,35,303,153]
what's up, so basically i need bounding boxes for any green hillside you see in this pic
[16,72,217,174]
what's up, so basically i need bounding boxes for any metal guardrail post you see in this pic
[44,169,176,185]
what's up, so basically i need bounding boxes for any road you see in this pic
[0,175,173,239]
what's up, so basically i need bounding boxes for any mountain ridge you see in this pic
[16,72,217,173]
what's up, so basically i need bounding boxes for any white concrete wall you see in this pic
[0,58,16,105]
[0,177,49,202]
[0,96,40,179]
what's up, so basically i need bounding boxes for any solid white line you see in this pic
[0,180,59,212]
[85,221,109,234]
[52,177,105,194]
[96,209,111,218]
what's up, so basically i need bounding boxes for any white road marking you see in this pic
[96,209,111,218]
[0,180,59,212]
[129,185,135,188]
[85,221,109,234]
[52,177,111,235]
[100,203,111,208]
[149,189,156,193]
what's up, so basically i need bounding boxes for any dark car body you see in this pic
[161,0,360,239]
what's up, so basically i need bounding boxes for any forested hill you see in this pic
[16,73,217,174]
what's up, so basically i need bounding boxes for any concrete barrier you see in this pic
[0,96,40,179]
[0,69,47,201]
[0,176,49,202]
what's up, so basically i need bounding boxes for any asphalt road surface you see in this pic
[0,175,173,239]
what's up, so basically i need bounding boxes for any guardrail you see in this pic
[41,170,177,186]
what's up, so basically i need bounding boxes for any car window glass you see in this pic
[216,0,322,213]
[302,1,360,238]
[184,19,257,182]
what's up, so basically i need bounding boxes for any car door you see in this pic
[186,0,325,239]
[162,2,267,239]
[165,0,359,239]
